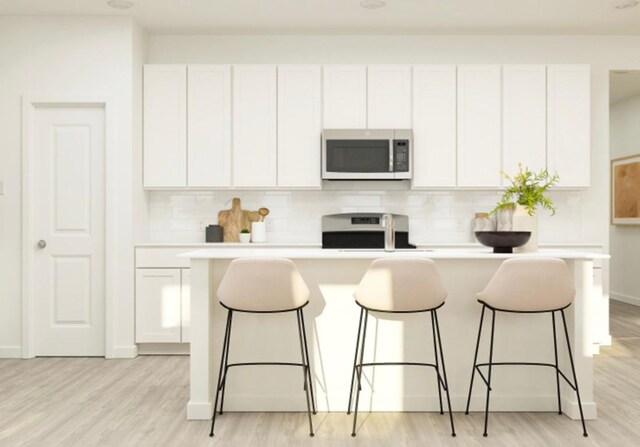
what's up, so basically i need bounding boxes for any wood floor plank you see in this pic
[0,301,638,446]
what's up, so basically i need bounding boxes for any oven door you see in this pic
[322,129,395,179]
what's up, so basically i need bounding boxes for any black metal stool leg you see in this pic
[209,310,233,437]
[351,310,369,437]
[434,310,456,437]
[465,304,486,414]
[299,308,317,414]
[430,311,444,415]
[552,311,562,415]
[560,310,588,437]
[483,309,496,437]
[347,307,365,415]
[296,309,315,437]
[218,310,234,415]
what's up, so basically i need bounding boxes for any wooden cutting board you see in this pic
[218,197,262,242]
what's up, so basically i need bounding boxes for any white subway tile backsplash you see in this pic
[146,190,583,244]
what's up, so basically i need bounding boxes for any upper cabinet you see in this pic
[323,65,367,129]
[502,65,547,177]
[412,65,457,188]
[143,65,187,187]
[277,65,322,188]
[457,65,502,187]
[367,65,412,129]
[187,65,231,187]
[233,65,278,188]
[547,65,590,187]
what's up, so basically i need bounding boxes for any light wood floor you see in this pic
[1,300,639,447]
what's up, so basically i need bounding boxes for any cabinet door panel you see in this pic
[457,65,502,187]
[233,65,277,187]
[143,65,187,187]
[277,65,322,188]
[412,65,457,188]
[367,65,412,129]
[502,65,547,177]
[323,65,367,129]
[181,269,190,343]
[135,269,181,343]
[547,65,590,187]
[187,65,231,187]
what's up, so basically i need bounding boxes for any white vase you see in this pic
[251,222,267,243]
[512,204,538,252]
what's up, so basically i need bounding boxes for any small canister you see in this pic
[473,212,496,232]
[206,225,223,243]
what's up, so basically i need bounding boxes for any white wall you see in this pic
[0,17,137,357]
[145,34,640,249]
[610,93,640,305]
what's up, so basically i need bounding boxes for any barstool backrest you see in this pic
[354,258,447,312]
[477,258,575,312]
[217,258,310,312]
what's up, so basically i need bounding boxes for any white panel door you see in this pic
[233,65,277,187]
[143,65,187,187]
[367,65,412,129]
[135,269,181,343]
[412,65,457,188]
[502,65,547,177]
[323,65,367,129]
[34,106,105,356]
[277,65,322,188]
[457,65,502,187]
[188,65,231,187]
[181,269,191,343]
[547,65,591,187]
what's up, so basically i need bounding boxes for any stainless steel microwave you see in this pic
[322,129,412,180]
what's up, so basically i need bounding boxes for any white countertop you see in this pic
[182,247,609,260]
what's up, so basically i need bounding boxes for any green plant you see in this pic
[240,228,250,234]
[492,164,560,216]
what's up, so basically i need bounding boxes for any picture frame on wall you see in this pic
[611,153,640,225]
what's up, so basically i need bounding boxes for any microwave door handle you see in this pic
[388,139,394,172]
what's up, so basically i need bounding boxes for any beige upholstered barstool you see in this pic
[347,258,456,437]
[465,258,588,437]
[209,258,315,438]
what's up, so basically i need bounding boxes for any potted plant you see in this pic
[239,228,251,244]
[492,164,559,252]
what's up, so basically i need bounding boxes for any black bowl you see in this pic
[475,231,532,254]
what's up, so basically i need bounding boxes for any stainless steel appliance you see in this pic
[321,213,415,249]
[322,129,412,180]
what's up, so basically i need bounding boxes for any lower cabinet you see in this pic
[135,268,190,343]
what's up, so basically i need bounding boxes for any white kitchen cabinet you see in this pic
[367,65,412,129]
[411,65,457,188]
[502,65,547,177]
[457,65,502,187]
[135,269,182,343]
[233,65,277,187]
[181,269,190,343]
[277,65,322,188]
[187,65,231,187]
[143,65,187,187]
[323,65,367,129]
[547,65,590,187]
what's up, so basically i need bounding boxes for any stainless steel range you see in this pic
[321,213,416,249]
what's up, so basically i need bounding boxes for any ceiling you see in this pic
[1,0,640,35]
[610,71,640,103]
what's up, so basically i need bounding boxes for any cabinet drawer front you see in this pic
[136,247,192,268]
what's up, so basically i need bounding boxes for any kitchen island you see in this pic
[183,247,608,422]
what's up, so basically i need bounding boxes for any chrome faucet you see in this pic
[381,214,395,252]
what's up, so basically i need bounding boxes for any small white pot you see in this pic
[513,205,538,252]
[239,233,251,243]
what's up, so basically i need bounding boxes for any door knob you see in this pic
[37,240,47,249]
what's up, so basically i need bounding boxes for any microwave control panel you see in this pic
[393,140,410,172]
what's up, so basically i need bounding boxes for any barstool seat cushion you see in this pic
[217,258,310,312]
[354,258,447,312]
[477,258,575,312]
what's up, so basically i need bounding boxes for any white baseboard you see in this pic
[109,345,138,359]
[0,346,22,358]
[188,401,213,420]
[611,292,640,306]
[137,343,189,355]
